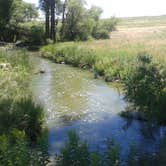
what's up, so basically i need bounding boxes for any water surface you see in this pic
[30,56,165,160]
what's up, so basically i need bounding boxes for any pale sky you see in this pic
[24,0,166,18]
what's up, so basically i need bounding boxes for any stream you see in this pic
[30,56,166,160]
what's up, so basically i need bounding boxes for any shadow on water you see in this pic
[30,56,166,160]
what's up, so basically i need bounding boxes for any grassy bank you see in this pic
[0,49,48,165]
[41,20,166,124]
[41,42,134,82]
[41,18,166,80]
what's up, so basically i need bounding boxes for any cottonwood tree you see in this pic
[61,0,93,41]
[39,0,62,42]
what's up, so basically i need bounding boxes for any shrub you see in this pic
[123,53,166,123]
[28,25,45,46]
[92,29,110,40]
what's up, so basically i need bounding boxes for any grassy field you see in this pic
[82,16,166,63]
[118,15,166,28]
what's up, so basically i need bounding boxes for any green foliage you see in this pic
[0,130,48,166]
[123,53,166,123]
[101,17,118,32]
[14,98,44,143]
[104,139,121,166]
[90,153,101,166]
[61,0,117,41]
[11,0,38,25]
[0,0,38,42]
[91,17,118,40]
[41,43,96,68]
[59,131,90,166]
[92,29,110,40]
[0,0,13,27]
[27,25,45,46]
[62,0,91,41]
[41,43,133,81]
[88,6,103,21]
[57,132,121,166]
[127,144,159,166]
[0,49,47,165]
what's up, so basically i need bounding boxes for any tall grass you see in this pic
[41,43,135,82]
[0,49,47,165]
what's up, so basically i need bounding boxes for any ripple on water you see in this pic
[30,57,166,161]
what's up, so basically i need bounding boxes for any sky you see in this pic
[24,0,166,18]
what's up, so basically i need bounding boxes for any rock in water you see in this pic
[39,70,45,74]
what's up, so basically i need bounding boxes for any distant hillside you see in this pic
[118,15,166,28]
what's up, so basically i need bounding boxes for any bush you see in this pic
[92,29,110,40]
[123,53,166,123]
[27,25,45,46]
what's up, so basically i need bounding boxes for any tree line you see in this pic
[40,0,118,42]
[0,0,118,44]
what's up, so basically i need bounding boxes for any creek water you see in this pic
[30,56,165,161]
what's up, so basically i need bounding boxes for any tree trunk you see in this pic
[50,0,55,42]
[61,0,67,40]
[62,0,67,24]
[45,7,50,38]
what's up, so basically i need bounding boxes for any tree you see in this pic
[88,5,103,22]
[0,0,14,41]
[0,0,38,42]
[39,0,62,42]
[60,0,67,38]
[62,0,92,41]
[0,0,13,27]
[39,0,51,38]
[10,0,38,24]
